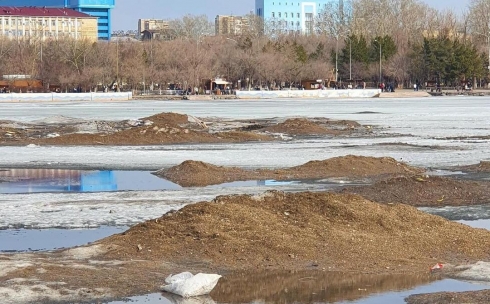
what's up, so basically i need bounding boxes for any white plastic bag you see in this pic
[162,272,222,298]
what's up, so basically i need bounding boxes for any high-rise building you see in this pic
[255,0,330,35]
[215,15,250,36]
[0,0,114,40]
[0,6,98,41]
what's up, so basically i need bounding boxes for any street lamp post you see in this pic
[375,39,382,83]
[335,36,339,84]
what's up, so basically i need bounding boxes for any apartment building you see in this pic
[255,0,330,34]
[0,6,98,41]
[215,15,250,36]
[138,19,170,34]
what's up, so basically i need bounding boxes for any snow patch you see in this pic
[62,245,107,260]
[454,262,490,282]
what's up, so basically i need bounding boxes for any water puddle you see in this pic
[0,226,127,252]
[104,271,490,304]
[421,205,490,221]
[0,168,351,194]
[0,169,181,193]
[458,219,490,230]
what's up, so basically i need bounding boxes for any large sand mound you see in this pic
[342,175,490,207]
[154,155,424,187]
[99,191,490,272]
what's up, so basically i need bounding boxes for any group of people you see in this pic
[379,82,395,92]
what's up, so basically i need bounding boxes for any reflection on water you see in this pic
[0,169,179,193]
[211,271,434,303]
[0,169,341,194]
[0,226,127,252]
[105,271,490,304]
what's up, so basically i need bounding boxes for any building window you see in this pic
[297,13,300,18]
[305,13,313,35]
[278,12,281,18]
[272,12,275,18]
[285,12,287,18]
[291,21,293,26]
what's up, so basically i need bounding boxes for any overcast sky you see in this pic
[112,0,471,31]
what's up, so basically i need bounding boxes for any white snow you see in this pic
[455,262,490,282]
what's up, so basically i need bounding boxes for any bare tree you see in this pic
[169,14,214,40]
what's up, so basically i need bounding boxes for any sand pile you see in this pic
[99,191,490,272]
[155,156,424,187]
[342,175,490,207]
[34,112,271,145]
[1,113,375,146]
[261,118,363,136]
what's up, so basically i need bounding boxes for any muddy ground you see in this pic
[0,113,373,146]
[341,175,490,207]
[2,190,490,303]
[155,155,423,187]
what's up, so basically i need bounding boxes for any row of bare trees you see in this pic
[1,0,490,92]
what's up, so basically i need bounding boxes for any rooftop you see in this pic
[0,6,91,18]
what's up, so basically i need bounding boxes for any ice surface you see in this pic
[0,97,488,170]
[0,184,320,229]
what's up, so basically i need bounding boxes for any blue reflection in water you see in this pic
[0,169,182,194]
[0,169,311,194]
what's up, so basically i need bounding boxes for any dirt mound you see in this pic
[30,113,272,146]
[458,161,490,173]
[99,191,490,272]
[142,112,190,126]
[155,155,424,187]
[341,175,490,207]
[262,118,336,135]
[291,155,421,176]
[261,118,364,136]
[1,114,372,146]
[156,160,254,187]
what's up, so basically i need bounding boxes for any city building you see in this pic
[0,7,98,41]
[137,19,175,41]
[255,0,330,34]
[138,19,170,34]
[0,0,114,40]
[215,15,250,36]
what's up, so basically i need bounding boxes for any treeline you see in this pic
[1,0,489,91]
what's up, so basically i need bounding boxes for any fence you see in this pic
[0,92,133,102]
[235,89,381,99]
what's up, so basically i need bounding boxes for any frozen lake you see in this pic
[1,97,490,304]
[0,97,489,170]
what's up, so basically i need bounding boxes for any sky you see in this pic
[112,0,471,31]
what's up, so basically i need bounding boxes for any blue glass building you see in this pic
[1,0,114,40]
[255,0,330,35]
